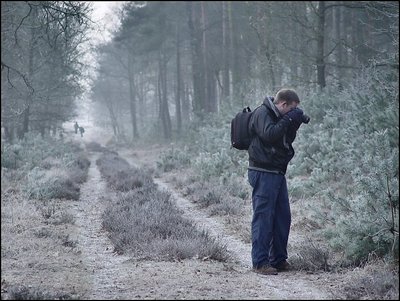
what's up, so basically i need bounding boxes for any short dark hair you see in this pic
[274,89,300,105]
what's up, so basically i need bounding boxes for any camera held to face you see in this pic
[302,114,310,124]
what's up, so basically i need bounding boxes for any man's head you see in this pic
[273,89,300,115]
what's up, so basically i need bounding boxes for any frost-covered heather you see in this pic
[2,134,90,201]
[98,150,230,261]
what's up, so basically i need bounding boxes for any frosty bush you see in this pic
[3,134,90,201]
[67,154,91,184]
[323,132,399,264]
[6,285,76,300]
[157,146,191,172]
[1,133,84,171]
[102,178,230,262]
[1,143,23,169]
[193,149,233,180]
[290,240,331,272]
[224,173,250,200]
[96,152,153,191]
[85,141,107,152]
[291,66,399,264]
[24,167,80,200]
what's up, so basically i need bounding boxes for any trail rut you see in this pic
[74,152,133,299]
[2,143,337,300]
[119,148,335,300]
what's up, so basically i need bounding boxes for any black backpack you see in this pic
[231,104,264,150]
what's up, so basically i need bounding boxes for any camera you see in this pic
[288,107,310,124]
[302,114,310,124]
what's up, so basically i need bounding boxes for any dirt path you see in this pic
[118,147,336,300]
[152,178,335,299]
[155,179,253,268]
[2,142,338,300]
[73,146,335,299]
[73,152,134,299]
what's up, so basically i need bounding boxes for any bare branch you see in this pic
[1,61,34,93]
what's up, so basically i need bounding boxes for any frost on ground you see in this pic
[1,136,358,300]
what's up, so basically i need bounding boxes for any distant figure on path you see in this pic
[79,126,85,137]
[74,122,79,134]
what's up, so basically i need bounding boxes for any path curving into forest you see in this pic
[73,152,134,299]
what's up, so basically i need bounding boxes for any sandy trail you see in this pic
[74,152,134,299]
[1,140,336,300]
[119,147,335,300]
[155,179,252,268]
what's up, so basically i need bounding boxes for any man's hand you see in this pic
[285,108,304,124]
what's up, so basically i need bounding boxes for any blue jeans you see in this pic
[248,170,291,268]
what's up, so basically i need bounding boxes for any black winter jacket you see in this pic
[248,97,297,175]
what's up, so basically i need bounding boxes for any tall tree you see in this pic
[158,49,172,139]
[187,1,206,118]
[175,22,183,133]
[316,1,326,89]
[1,1,91,141]
[221,1,231,103]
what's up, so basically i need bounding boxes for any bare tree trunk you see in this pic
[136,71,145,131]
[200,2,217,113]
[295,4,313,85]
[200,1,213,112]
[175,23,182,134]
[200,1,209,113]
[228,1,236,97]
[158,51,172,139]
[104,96,120,137]
[264,5,276,91]
[222,1,230,103]
[1,66,14,143]
[334,3,344,90]
[20,8,38,139]
[187,2,206,117]
[128,53,139,139]
[182,81,190,124]
[316,1,326,89]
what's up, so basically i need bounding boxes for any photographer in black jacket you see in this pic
[247,88,309,275]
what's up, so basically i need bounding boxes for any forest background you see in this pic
[1,0,399,289]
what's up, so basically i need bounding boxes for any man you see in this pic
[79,126,85,137]
[247,88,308,275]
[74,122,79,134]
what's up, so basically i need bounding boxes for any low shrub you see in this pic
[102,175,230,262]
[96,152,153,191]
[157,146,191,172]
[24,168,80,200]
[340,257,399,300]
[3,134,90,201]
[5,284,77,300]
[67,155,90,184]
[86,141,107,152]
[290,240,331,272]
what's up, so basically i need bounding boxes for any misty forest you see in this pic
[1,1,399,300]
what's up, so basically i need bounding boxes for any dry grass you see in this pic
[98,151,231,262]
[1,186,83,299]
[102,186,230,262]
[96,152,154,191]
[5,284,76,300]
[85,141,107,152]
[339,257,399,300]
[153,145,399,300]
[1,138,90,299]
[24,168,81,200]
